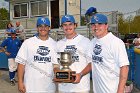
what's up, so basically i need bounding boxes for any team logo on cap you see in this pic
[94,16,99,22]
[41,18,46,23]
[65,15,71,21]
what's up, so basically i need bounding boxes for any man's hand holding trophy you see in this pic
[53,52,78,83]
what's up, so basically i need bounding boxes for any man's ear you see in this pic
[74,23,78,28]
[106,24,108,30]
[49,26,51,30]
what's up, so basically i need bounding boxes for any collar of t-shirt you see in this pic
[64,34,79,41]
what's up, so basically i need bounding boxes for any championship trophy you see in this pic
[54,52,76,83]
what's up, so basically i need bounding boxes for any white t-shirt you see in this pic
[57,34,91,92]
[90,32,129,93]
[15,36,58,93]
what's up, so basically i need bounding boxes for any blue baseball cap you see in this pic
[61,15,75,25]
[85,7,97,15]
[36,17,50,27]
[90,13,108,24]
[10,28,16,34]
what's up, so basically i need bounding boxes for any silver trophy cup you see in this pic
[58,52,73,71]
[54,52,76,83]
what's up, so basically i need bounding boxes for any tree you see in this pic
[0,8,9,20]
[0,8,9,29]
[118,15,128,34]
[131,15,140,33]
[81,16,86,26]
[118,14,140,35]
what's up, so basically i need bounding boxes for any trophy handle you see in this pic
[57,58,60,64]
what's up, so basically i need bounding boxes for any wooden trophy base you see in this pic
[54,70,76,83]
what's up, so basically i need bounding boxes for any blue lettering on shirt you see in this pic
[33,46,51,63]
[34,56,51,63]
[92,44,103,64]
[37,46,50,56]
[64,45,79,62]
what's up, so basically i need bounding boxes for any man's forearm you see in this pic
[117,65,129,93]
[0,47,6,52]
[80,63,92,77]
[17,63,25,83]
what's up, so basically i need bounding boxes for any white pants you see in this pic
[8,58,17,72]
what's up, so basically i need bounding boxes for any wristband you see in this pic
[80,72,83,78]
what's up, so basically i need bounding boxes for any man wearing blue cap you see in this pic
[16,17,58,93]
[87,13,129,93]
[0,28,21,86]
[54,15,91,93]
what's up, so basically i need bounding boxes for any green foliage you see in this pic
[0,8,9,20]
[132,16,140,33]
[126,80,133,86]
[118,15,126,34]
[81,16,86,26]
[0,8,9,29]
[118,14,140,35]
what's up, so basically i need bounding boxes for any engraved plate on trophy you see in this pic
[54,52,76,83]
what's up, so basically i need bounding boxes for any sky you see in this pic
[81,0,140,15]
[0,0,9,10]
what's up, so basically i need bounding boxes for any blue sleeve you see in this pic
[0,39,8,47]
[19,40,22,48]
